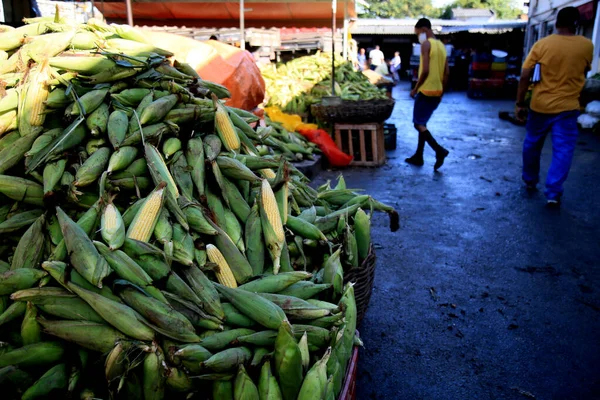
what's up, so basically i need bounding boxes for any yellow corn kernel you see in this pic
[261,179,284,243]
[126,185,164,242]
[206,244,237,288]
[215,107,240,152]
[19,59,51,135]
[260,168,276,179]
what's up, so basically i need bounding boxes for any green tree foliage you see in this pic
[439,0,523,20]
[360,0,523,20]
[360,0,438,18]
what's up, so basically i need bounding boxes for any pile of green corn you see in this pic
[0,12,399,400]
[260,52,388,115]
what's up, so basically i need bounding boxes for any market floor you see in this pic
[314,83,600,400]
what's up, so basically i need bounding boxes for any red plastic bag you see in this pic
[298,129,353,167]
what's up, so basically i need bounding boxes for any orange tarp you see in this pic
[144,31,265,110]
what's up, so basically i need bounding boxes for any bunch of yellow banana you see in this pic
[0,10,398,400]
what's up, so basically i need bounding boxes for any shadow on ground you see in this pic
[314,83,600,400]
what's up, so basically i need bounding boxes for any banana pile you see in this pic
[260,52,388,115]
[0,12,399,400]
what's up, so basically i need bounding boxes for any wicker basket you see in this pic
[311,99,395,124]
[343,244,376,324]
[338,344,359,400]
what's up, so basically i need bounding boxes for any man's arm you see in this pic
[411,41,431,97]
[516,68,533,105]
[442,59,450,94]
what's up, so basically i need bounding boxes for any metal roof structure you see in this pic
[351,18,527,35]
[95,0,357,28]
[451,8,495,21]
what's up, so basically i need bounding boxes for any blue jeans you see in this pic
[522,110,579,200]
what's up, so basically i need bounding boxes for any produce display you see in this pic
[261,52,388,115]
[0,13,399,400]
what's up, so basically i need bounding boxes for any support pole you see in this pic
[343,0,348,60]
[590,2,600,75]
[332,0,337,96]
[125,0,133,26]
[240,0,245,50]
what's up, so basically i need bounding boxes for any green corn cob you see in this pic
[238,271,312,293]
[153,208,173,244]
[236,330,277,347]
[204,134,222,162]
[56,207,111,288]
[198,328,255,352]
[107,109,129,149]
[140,94,178,125]
[111,88,152,107]
[170,152,193,199]
[122,238,171,280]
[74,147,110,187]
[0,131,20,153]
[0,342,64,368]
[202,347,252,372]
[0,209,43,234]
[273,321,303,400]
[217,156,260,182]
[117,283,200,343]
[21,363,68,400]
[95,241,152,286]
[0,127,42,174]
[185,205,218,236]
[107,145,138,173]
[110,158,148,179]
[172,223,195,266]
[224,207,245,254]
[322,249,344,297]
[67,281,155,341]
[38,319,126,353]
[209,220,253,285]
[10,213,45,270]
[186,136,205,198]
[297,347,331,400]
[298,332,310,371]
[0,175,43,206]
[180,265,225,320]
[259,360,283,400]
[0,301,26,327]
[127,91,153,134]
[86,102,109,136]
[143,343,166,400]
[234,364,259,399]
[250,347,271,368]
[215,284,287,330]
[213,380,234,399]
[20,302,41,346]
[222,303,256,328]
[50,201,100,262]
[67,88,109,116]
[85,137,107,155]
[245,202,265,276]
[286,215,327,241]
[162,137,181,159]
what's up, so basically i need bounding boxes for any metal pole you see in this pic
[90,0,95,18]
[125,0,133,26]
[331,0,337,96]
[240,0,245,50]
[342,0,348,60]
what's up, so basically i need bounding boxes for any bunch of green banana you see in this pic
[0,10,399,400]
[260,51,388,115]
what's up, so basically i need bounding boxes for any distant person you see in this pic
[390,51,402,82]
[369,45,385,71]
[357,48,367,71]
[516,7,593,208]
[406,18,450,171]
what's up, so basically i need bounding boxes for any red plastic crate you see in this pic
[338,346,359,400]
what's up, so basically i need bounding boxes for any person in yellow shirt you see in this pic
[516,7,593,208]
[407,18,450,171]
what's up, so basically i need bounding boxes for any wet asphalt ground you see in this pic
[315,83,600,400]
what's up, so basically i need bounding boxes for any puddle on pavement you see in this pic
[467,154,482,160]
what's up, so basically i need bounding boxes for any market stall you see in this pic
[0,13,398,400]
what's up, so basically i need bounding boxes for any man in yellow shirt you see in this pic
[516,7,593,208]
[407,18,450,171]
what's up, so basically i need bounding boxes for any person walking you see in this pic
[357,48,367,71]
[390,51,402,82]
[406,18,450,171]
[369,45,385,71]
[516,7,593,208]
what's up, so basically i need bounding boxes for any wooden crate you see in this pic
[334,123,386,167]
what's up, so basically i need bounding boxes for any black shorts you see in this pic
[413,93,441,126]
